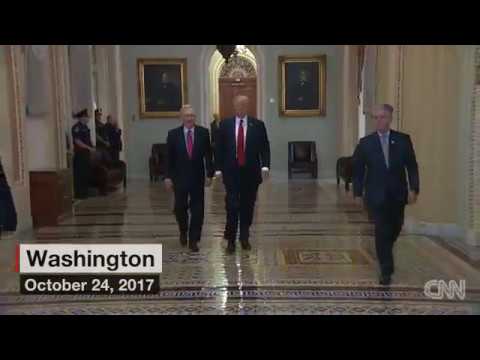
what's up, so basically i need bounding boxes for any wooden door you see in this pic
[219,77,257,119]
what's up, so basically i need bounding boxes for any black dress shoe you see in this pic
[379,274,391,286]
[189,242,199,253]
[224,230,233,241]
[226,241,236,254]
[179,233,187,247]
[240,240,251,251]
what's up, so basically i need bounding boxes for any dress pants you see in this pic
[224,167,259,242]
[369,196,405,276]
[109,149,120,162]
[173,184,205,243]
[73,149,92,199]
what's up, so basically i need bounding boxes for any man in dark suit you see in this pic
[353,104,419,286]
[210,113,221,152]
[215,95,271,254]
[164,105,214,252]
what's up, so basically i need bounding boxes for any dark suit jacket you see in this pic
[104,123,123,152]
[215,116,270,186]
[210,120,220,148]
[166,126,214,189]
[0,160,17,232]
[353,130,419,208]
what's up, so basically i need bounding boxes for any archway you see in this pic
[218,51,257,119]
[201,45,266,126]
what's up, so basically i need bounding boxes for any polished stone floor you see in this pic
[1,179,480,315]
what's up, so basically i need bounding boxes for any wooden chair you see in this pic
[288,141,318,179]
[90,149,126,195]
[336,156,353,191]
[149,143,167,183]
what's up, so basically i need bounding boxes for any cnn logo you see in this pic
[424,280,466,300]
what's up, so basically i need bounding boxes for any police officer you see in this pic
[104,115,123,162]
[72,109,95,199]
[94,108,110,150]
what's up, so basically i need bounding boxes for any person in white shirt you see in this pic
[353,104,419,286]
[215,95,271,254]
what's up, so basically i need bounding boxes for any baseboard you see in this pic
[403,216,480,268]
[403,217,466,240]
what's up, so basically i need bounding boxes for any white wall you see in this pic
[24,45,57,170]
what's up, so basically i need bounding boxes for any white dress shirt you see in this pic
[183,126,195,147]
[377,130,390,143]
[235,116,248,149]
[377,130,390,168]
[214,116,269,176]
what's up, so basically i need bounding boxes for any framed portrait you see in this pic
[279,55,327,117]
[137,58,188,118]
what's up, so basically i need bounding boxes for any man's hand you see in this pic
[214,171,222,179]
[205,177,213,187]
[261,167,270,181]
[408,191,418,205]
[164,178,174,192]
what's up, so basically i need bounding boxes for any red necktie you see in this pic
[187,129,193,159]
[237,120,245,166]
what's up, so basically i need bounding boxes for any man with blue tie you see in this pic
[353,104,419,286]
[215,95,271,254]
[164,105,214,252]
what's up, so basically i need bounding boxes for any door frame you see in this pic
[200,45,266,127]
[218,77,258,119]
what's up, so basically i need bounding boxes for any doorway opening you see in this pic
[208,45,260,121]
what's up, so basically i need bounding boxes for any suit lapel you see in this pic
[230,118,237,155]
[191,126,200,159]
[245,116,252,151]
[388,130,397,168]
[179,127,188,159]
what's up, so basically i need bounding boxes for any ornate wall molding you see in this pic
[468,46,480,235]
[395,45,405,130]
[5,45,26,185]
[220,56,256,78]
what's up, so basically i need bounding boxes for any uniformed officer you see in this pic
[72,109,95,199]
[94,108,110,150]
[104,115,123,162]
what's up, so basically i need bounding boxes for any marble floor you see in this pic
[1,179,479,315]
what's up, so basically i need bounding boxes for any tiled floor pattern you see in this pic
[1,179,479,315]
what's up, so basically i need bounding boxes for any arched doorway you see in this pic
[202,45,265,125]
[218,54,257,119]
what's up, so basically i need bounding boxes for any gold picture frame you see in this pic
[279,55,327,117]
[137,58,188,118]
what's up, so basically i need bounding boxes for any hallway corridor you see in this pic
[1,180,480,315]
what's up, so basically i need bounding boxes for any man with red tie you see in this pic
[164,105,214,252]
[215,95,271,254]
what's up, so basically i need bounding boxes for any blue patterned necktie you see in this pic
[380,133,389,168]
